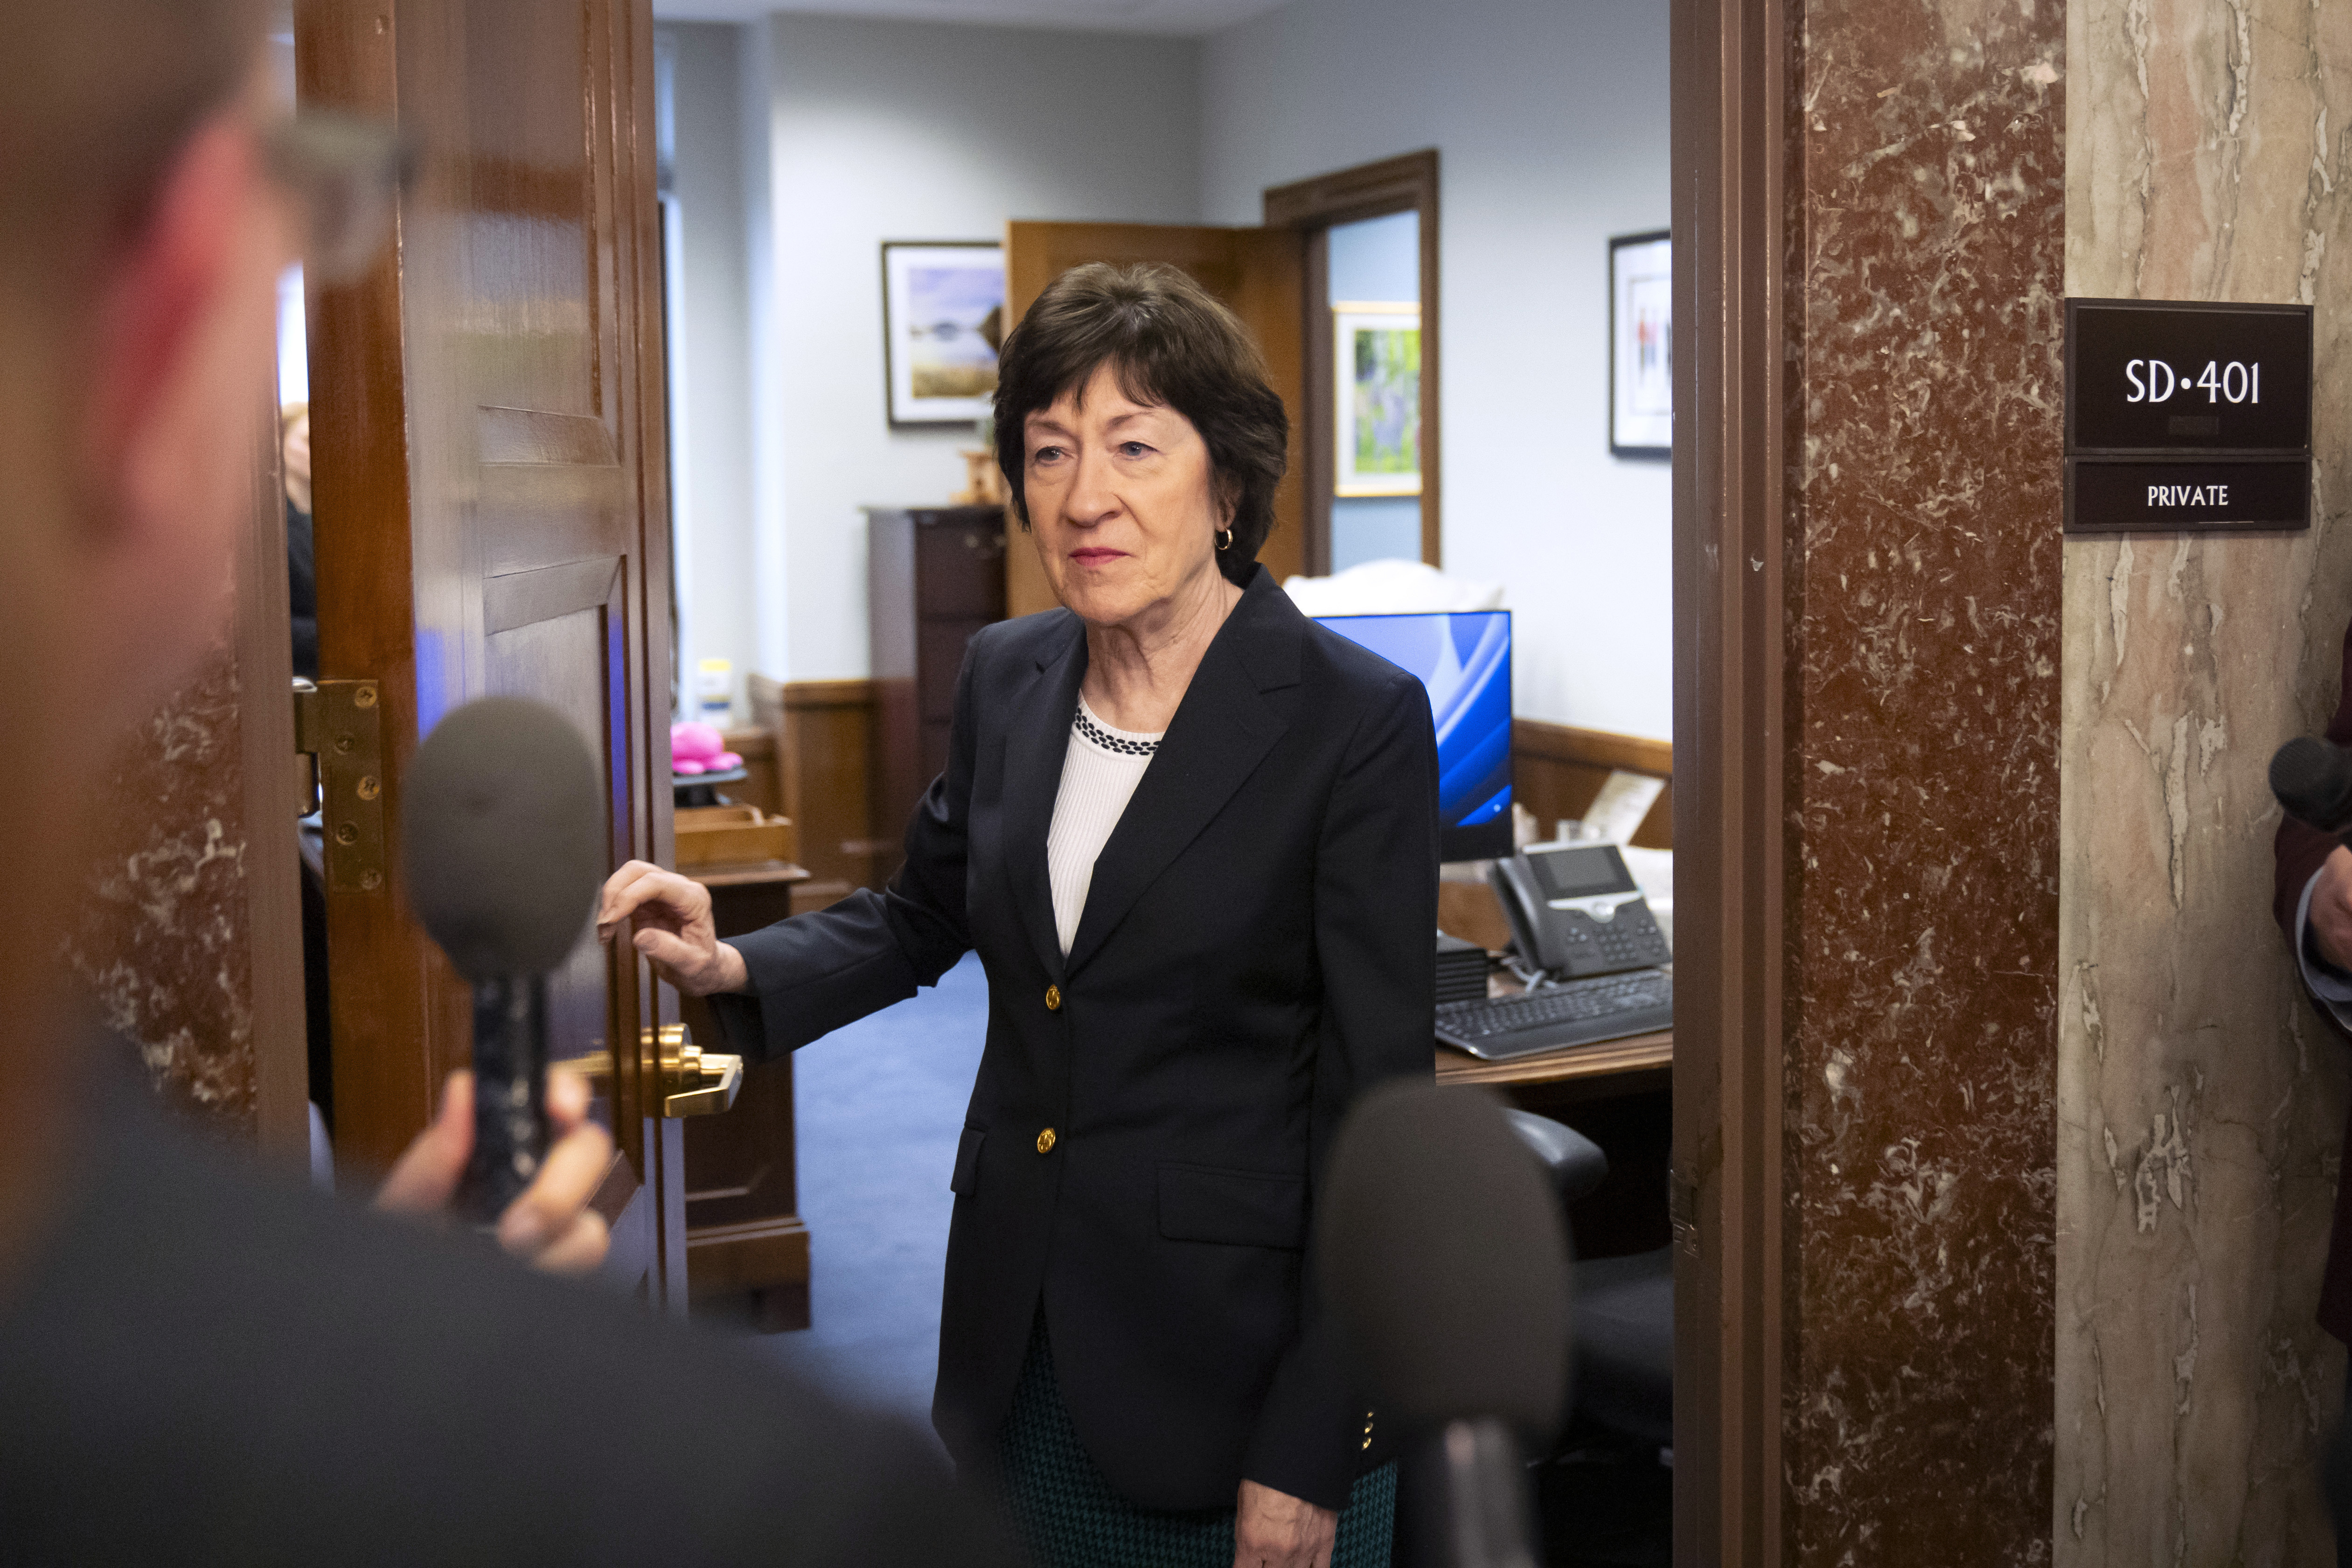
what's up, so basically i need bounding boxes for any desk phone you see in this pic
[1489,843,1672,979]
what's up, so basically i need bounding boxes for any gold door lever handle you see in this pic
[650,1022,741,1118]
[548,1024,743,1118]
[661,1044,742,1118]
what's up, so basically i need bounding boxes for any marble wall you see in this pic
[1783,0,2066,1559]
[58,401,307,1154]
[63,645,264,1133]
[2059,0,2352,1562]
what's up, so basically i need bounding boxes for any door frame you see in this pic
[1262,149,1440,577]
[1670,0,1786,1560]
[238,386,314,1162]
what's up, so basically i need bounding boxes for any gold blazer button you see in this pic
[1045,984,1062,1011]
[1037,1128,1058,1155]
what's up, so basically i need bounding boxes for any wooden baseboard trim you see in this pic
[747,675,884,893]
[1514,719,1671,777]
[768,676,875,709]
[1512,719,1674,850]
[717,726,775,760]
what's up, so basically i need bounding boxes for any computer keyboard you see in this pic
[1435,969,1674,1060]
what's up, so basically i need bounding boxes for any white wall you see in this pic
[666,23,758,716]
[1200,0,1672,738]
[749,14,1204,681]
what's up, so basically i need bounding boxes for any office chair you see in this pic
[1503,1109,1673,1453]
[1386,1110,1670,1568]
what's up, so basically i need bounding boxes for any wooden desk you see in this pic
[1432,982,1673,1259]
[1434,1028,1671,1092]
[1432,954,1673,1097]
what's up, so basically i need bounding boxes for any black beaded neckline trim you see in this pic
[1073,707,1160,757]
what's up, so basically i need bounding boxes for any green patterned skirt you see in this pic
[995,1314,1396,1568]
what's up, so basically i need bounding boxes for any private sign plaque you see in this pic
[2064,297,2313,535]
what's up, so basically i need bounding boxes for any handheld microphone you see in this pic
[401,697,604,1222]
[2271,735,2352,837]
[1320,1080,1571,1568]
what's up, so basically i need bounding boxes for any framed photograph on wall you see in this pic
[1334,301,1422,496]
[881,241,1005,429]
[1609,230,1672,457]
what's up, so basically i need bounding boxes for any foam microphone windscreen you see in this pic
[2272,736,2352,835]
[401,697,605,981]
[1319,1080,1571,1443]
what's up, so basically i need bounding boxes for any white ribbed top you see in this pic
[1047,695,1162,956]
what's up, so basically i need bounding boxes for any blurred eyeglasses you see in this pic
[260,111,416,285]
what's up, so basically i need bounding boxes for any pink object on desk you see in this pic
[669,720,731,777]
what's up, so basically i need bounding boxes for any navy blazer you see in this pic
[710,566,1438,1512]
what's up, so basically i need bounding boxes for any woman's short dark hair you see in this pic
[993,262,1288,585]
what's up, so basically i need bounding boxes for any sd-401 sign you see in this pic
[2064,298,2313,535]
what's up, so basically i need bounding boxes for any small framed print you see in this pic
[1334,301,1422,497]
[1610,230,1672,458]
[881,241,1005,429]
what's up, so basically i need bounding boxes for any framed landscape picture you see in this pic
[1609,230,1672,457]
[881,241,1005,429]
[1334,301,1422,496]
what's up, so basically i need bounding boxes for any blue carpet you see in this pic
[753,950,989,1450]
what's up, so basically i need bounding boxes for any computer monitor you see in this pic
[1314,609,1513,863]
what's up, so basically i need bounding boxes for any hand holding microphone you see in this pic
[2271,736,2352,971]
[375,1065,612,1273]
[402,697,608,1227]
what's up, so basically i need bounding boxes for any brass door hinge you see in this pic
[294,678,387,893]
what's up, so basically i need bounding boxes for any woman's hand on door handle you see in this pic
[375,1066,613,1275]
[595,859,751,997]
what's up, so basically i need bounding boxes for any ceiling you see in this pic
[648,0,1292,38]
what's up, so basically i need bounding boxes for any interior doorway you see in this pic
[1263,150,1441,578]
[649,7,1691,1559]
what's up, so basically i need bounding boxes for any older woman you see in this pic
[598,263,1436,1568]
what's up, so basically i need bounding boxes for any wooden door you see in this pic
[1002,222,1306,619]
[298,0,688,1305]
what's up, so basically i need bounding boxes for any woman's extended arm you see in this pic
[1239,667,1440,1518]
[596,643,985,1062]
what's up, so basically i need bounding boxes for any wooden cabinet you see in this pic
[866,506,1008,876]
[679,861,812,1331]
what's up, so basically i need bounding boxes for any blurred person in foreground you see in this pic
[0,4,1012,1563]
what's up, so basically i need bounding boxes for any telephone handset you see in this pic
[1488,842,1672,979]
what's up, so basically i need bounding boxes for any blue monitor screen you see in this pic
[1315,610,1512,861]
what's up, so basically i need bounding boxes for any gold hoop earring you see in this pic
[1216,527,1234,552]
